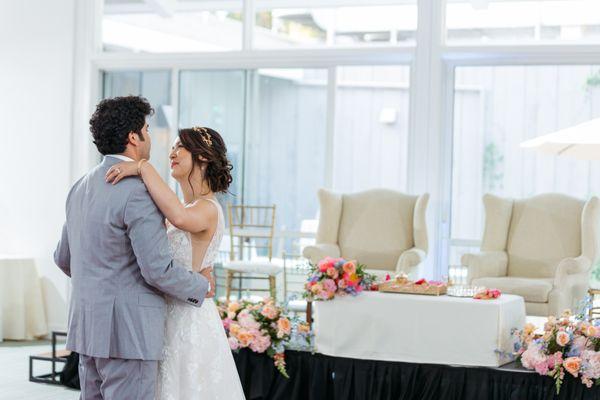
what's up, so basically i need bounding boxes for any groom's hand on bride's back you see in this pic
[199,266,215,298]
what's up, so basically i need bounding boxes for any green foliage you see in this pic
[591,259,600,283]
[483,142,504,192]
[586,70,600,89]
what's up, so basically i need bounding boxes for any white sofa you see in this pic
[462,193,600,316]
[302,188,429,279]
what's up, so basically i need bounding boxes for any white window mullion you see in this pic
[169,68,180,193]
[243,0,255,51]
[324,67,337,189]
[409,0,446,279]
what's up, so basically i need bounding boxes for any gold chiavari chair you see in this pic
[222,204,282,301]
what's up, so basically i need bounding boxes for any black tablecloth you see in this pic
[233,349,600,400]
[59,349,600,399]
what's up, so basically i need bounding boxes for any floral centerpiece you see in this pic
[513,310,600,393]
[304,257,377,301]
[217,298,311,377]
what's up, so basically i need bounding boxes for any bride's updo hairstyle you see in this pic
[178,126,233,194]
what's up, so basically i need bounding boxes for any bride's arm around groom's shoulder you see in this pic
[124,181,210,307]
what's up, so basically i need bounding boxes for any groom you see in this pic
[54,96,214,399]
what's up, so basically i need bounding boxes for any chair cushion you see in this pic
[471,277,554,303]
[222,260,283,275]
[338,189,417,271]
[507,194,583,278]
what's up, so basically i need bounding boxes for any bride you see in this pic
[105,126,245,400]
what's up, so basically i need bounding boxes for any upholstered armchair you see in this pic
[302,188,429,279]
[462,193,600,317]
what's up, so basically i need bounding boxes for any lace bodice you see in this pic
[166,198,224,271]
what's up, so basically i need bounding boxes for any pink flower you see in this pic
[323,279,337,293]
[581,350,600,380]
[228,336,240,350]
[342,262,356,275]
[318,257,336,272]
[222,317,232,330]
[311,282,323,294]
[249,332,271,353]
[343,272,359,287]
[326,266,339,279]
[521,343,546,370]
[260,304,279,320]
[564,357,581,377]
[238,309,260,330]
[556,331,570,347]
[534,361,549,375]
[547,351,563,369]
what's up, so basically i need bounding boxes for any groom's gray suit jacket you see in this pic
[54,156,209,360]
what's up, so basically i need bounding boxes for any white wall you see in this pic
[0,0,77,332]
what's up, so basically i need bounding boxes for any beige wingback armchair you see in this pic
[302,188,429,279]
[462,193,600,317]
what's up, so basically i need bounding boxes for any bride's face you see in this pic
[169,137,194,180]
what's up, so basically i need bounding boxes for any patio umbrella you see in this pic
[520,117,600,160]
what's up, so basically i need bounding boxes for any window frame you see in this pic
[71,0,600,278]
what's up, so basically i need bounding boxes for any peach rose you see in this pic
[326,266,339,279]
[227,301,241,313]
[260,304,279,320]
[523,323,536,336]
[229,323,241,336]
[563,357,581,377]
[277,317,292,337]
[236,330,254,348]
[556,331,570,347]
[298,323,310,334]
[342,262,356,275]
[587,325,597,338]
[311,282,323,294]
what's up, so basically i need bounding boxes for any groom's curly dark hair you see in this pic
[89,96,154,155]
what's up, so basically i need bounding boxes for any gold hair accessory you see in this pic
[192,126,212,147]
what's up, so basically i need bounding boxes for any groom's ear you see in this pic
[128,131,140,146]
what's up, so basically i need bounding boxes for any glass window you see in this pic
[450,65,600,265]
[333,65,411,193]
[244,68,328,252]
[446,0,600,45]
[254,3,417,48]
[103,70,173,180]
[102,0,243,53]
[178,70,246,206]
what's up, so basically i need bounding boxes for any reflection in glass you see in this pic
[103,70,173,180]
[178,70,246,207]
[254,5,417,48]
[446,0,600,44]
[450,65,600,263]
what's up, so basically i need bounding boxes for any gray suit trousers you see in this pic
[79,355,157,400]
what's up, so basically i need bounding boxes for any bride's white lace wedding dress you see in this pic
[157,198,245,400]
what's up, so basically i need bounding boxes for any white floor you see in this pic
[0,343,79,400]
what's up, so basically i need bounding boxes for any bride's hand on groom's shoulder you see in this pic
[199,267,216,298]
[106,161,138,185]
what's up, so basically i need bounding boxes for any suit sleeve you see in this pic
[54,222,71,277]
[124,184,209,307]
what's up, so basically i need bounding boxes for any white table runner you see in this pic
[314,291,525,367]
